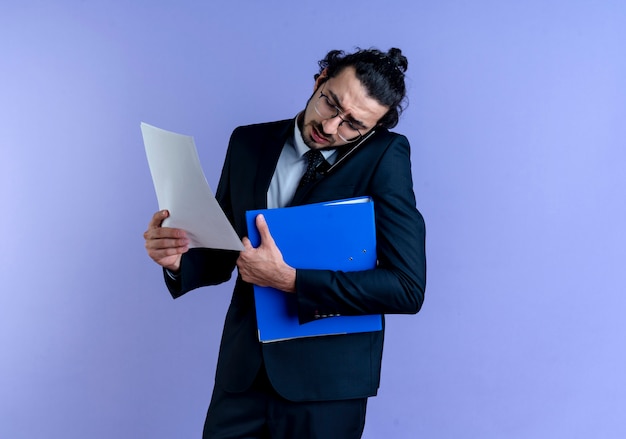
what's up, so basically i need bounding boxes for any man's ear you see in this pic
[314,68,329,91]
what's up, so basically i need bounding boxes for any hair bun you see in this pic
[387,48,408,74]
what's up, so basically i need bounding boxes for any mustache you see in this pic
[313,123,334,142]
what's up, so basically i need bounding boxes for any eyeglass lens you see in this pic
[314,93,362,142]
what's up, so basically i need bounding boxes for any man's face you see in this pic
[300,66,388,150]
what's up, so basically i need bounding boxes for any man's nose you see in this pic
[321,115,342,134]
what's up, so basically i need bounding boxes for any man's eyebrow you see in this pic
[328,89,368,129]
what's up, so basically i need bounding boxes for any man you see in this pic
[144,47,426,438]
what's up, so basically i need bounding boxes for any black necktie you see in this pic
[298,149,324,188]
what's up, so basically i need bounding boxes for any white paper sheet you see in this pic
[141,122,244,251]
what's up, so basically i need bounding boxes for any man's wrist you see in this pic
[276,266,296,293]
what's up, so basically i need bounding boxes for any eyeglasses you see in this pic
[313,88,363,142]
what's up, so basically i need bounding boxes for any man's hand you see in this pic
[143,210,190,272]
[237,214,296,293]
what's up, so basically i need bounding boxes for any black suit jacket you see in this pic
[165,119,426,402]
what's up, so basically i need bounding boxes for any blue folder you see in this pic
[246,196,383,343]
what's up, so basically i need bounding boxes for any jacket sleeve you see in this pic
[164,129,241,299]
[164,248,239,299]
[295,135,426,323]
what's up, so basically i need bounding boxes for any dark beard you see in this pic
[302,121,338,151]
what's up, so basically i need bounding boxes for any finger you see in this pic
[151,245,188,259]
[241,236,253,251]
[148,210,169,229]
[145,236,189,251]
[149,248,185,268]
[143,226,188,242]
[255,214,276,247]
[147,236,190,253]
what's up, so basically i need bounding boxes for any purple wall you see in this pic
[2,1,625,437]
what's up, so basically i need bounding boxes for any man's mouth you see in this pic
[311,125,331,144]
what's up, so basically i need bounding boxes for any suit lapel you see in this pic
[252,120,293,209]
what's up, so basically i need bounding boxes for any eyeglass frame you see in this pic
[313,85,364,143]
